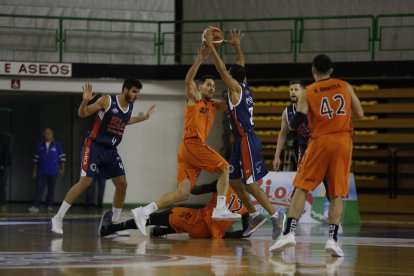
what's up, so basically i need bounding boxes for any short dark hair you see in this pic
[122,78,142,91]
[312,54,332,75]
[229,64,246,83]
[289,79,306,89]
[197,75,215,86]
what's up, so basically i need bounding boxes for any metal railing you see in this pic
[0,13,413,64]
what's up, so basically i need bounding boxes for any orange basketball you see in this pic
[201,27,224,48]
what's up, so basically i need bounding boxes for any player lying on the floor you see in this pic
[98,180,252,239]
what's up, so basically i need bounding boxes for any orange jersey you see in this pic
[202,187,248,239]
[169,187,248,239]
[306,78,353,138]
[183,99,217,143]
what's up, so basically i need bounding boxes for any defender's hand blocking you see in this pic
[226,29,244,47]
[145,104,156,120]
[82,83,97,102]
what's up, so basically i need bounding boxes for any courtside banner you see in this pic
[252,172,360,225]
[0,61,72,77]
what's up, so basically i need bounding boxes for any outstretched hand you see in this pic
[197,46,210,61]
[226,29,244,47]
[204,28,215,49]
[145,104,156,120]
[82,83,97,102]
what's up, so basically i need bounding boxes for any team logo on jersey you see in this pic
[245,96,253,105]
[229,165,234,174]
[111,108,119,114]
[199,106,208,114]
[90,163,97,171]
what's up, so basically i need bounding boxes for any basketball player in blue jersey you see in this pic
[205,29,285,239]
[273,80,311,172]
[50,79,155,235]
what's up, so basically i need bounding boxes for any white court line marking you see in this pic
[0,221,49,225]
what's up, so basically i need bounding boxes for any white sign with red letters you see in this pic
[0,61,72,77]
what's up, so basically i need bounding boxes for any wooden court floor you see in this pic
[0,206,414,275]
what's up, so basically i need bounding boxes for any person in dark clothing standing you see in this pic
[0,132,12,210]
[29,128,66,212]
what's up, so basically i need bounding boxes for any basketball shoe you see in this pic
[269,232,296,252]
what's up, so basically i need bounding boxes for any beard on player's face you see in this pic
[126,92,137,103]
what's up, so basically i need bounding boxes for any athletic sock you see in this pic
[112,208,122,223]
[143,202,158,216]
[283,217,298,235]
[56,201,71,219]
[216,195,226,209]
[249,210,259,218]
[329,224,339,242]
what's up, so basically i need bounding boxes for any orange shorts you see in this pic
[177,138,229,187]
[169,207,211,238]
[293,132,352,198]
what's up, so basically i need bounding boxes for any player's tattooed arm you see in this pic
[127,104,156,125]
[226,29,245,67]
[205,29,241,107]
[185,46,209,104]
[78,83,109,118]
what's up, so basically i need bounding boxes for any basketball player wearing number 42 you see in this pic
[205,28,286,240]
[269,54,364,257]
[50,80,156,235]
[131,45,241,237]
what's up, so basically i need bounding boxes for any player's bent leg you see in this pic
[212,170,241,221]
[244,182,286,239]
[111,175,127,222]
[132,179,192,237]
[50,176,94,235]
[230,179,256,213]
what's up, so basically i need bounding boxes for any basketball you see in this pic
[201,26,224,48]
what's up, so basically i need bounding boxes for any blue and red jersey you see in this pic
[227,83,255,138]
[87,95,133,147]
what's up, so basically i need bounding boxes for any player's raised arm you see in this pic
[185,46,209,103]
[127,104,156,125]
[78,83,108,118]
[347,83,364,120]
[273,110,290,171]
[226,29,245,67]
[205,29,241,101]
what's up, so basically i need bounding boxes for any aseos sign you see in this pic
[0,62,72,77]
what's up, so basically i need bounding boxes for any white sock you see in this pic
[56,201,71,219]
[216,196,226,209]
[112,208,122,223]
[143,202,158,216]
[249,210,259,218]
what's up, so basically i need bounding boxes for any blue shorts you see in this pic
[230,132,268,184]
[80,139,125,179]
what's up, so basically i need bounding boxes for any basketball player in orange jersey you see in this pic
[98,181,249,239]
[131,46,240,237]
[270,54,364,257]
[205,29,285,240]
